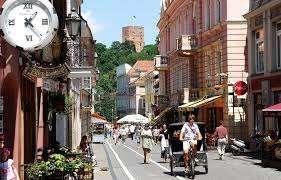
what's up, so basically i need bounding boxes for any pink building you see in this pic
[157,0,249,138]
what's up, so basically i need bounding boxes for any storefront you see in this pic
[262,103,281,169]
[178,95,223,133]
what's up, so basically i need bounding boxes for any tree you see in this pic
[94,40,159,121]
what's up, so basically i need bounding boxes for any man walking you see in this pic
[129,124,136,140]
[214,121,228,160]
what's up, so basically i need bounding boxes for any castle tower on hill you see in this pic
[122,26,144,53]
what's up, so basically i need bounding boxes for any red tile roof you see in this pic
[128,60,154,76]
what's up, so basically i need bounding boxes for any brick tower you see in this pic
[122,26,144,52]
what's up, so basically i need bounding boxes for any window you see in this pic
[205,0,211,29]
[216,51,222,74]
[82,48,87,64]
[192,1,197,34]
[205,54,211,87]
[255,30,264,73]
[276,22,281,69]
[215,0,221,23]
[0,114,3,134]
[82,77,91,90]
[255,110,263,132]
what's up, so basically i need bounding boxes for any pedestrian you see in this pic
[153,126,160,144]
[159,124,169,162]
[79,135,90,154]
[141,124,154,163]
[120,126,127,143]
[129,124,136,140]
[135,125,141,144]
[113,126,120,145]
[0,135,20,180]
[214,120,228,160]
[180,114,202,174]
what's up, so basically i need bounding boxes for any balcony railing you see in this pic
[251,0,272,10]
[154,55,168,70]
[176,35,197,55]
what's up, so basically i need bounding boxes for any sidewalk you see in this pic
[91,142,113,180]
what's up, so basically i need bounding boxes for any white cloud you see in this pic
[81,10,104,38]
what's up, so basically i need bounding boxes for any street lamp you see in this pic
[66,8,81,39]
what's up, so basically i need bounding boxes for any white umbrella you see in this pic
[117,114,149,124]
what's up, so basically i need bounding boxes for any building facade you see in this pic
[122,26,145,52]
[0,0,96,178]
[116,61,154,118]
[116,64,132,118]
[244,0,281,136]
[158,0,249,138]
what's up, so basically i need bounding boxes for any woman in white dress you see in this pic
[141,124,154,163]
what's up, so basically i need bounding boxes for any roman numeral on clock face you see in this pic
[23,3,33,9]
[26,35,33,41]
[8,19,15,25]
[42,19,48,25]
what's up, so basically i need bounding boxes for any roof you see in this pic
[91,111,106,120]
[128,60,154,76]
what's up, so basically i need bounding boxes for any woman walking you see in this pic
[113,126,120,145]
[141,124,154,163]
[160,124,169,162]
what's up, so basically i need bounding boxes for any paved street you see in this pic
[93,138,281,180]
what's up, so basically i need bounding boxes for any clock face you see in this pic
[0,0,58,51]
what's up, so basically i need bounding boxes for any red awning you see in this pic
[263,103,281,112]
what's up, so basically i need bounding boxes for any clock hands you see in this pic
[24,12,37,27]
[24,16,42,40]
[30,12,38,22]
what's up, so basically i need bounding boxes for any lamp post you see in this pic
[65,8,82,67]
[64,8,82,148]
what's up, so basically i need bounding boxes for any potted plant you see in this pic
[26,153,93,180]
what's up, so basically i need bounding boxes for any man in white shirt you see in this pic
[129,124,136,140]
[180,114,202,173]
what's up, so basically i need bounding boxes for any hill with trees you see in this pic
[94,40,159,121]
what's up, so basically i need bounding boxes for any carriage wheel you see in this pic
[204,165,208,174]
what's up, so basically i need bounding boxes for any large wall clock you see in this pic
[0,0,59,51]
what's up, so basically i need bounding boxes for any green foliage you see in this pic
[26,154,92,179]
[64,95,74,118]
[95,40,159,121]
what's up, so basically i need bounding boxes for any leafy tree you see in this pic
[94,40,159,121]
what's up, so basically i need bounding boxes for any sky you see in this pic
[81,0,161,47]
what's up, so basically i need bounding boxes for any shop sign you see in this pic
[261,80,270,105]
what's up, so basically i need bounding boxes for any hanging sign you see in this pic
[234,81,248,96]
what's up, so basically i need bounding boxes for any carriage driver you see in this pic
[180,114,202,173]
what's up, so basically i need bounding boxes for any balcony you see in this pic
[154,55,168,70]
[176,35,197,56]
[250,0,272,10]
